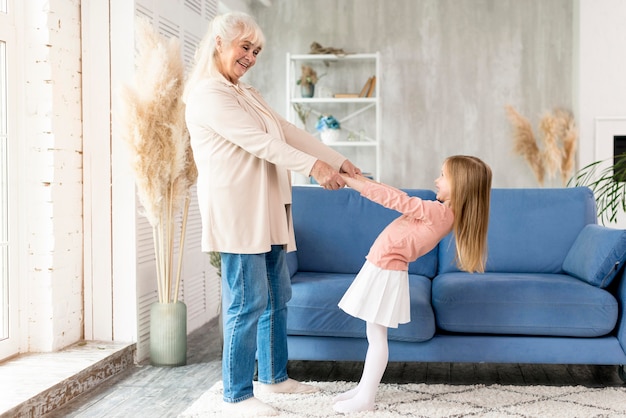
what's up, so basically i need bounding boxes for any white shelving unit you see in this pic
[286,52,381,182]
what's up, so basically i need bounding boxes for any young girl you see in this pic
[333,155,492,413]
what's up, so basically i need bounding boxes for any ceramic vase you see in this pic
[300,83,315,98]
[149,300,187,366]
[320,129,340,143]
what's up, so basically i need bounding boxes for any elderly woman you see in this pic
[183,11,360,417]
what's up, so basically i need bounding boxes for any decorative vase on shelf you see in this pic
[300,83,315,98]
[150,300,187,367]
[316,115,341,143]
[320,128,341,144]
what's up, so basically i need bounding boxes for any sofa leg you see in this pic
[618,365,626,383]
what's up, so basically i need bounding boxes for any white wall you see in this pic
[576,0,626,169]
[575,0,626,228]
[19,0,84,352]
[249,0,575,189]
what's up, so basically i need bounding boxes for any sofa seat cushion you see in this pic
[287,272,435,342]
[432,272,618,337]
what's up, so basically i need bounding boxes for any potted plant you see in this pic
[297,65,320,98]
[118,19,197,366]
[316,114,341,143]
[569,156,626,225]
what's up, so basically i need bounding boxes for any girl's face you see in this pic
[217,36,261,84]
[435,163,452,204]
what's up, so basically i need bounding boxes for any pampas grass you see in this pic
[557,109,578,185]
[119,18,197,303]
[506,105,544,185]
[505,105,577,187]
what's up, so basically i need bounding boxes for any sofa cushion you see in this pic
[438,187,597,274]
[287,272,436,342]
[432,272,618,337]
[292,186,438,277]
[562,224,626,288]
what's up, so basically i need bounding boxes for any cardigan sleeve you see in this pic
[185,80,320,176]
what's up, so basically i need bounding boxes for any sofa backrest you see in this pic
[438,187,598,274]
[291,186,439,277]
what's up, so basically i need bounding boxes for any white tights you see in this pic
[333,322,388,413]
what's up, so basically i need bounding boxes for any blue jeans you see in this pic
[220,245,292,403]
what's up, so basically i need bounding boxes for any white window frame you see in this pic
[0,0,21,360]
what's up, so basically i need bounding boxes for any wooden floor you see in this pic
[49,319,625,417]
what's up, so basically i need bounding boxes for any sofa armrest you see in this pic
[615,269,626,355]
[287,250,298,278]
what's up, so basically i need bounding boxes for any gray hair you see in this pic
[183,12,265,100]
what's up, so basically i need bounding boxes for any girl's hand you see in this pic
[340,173,369,192]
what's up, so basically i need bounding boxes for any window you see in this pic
[0,41,6,342]
[0,0,17,360]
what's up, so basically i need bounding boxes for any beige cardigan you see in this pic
[185,77,347,254]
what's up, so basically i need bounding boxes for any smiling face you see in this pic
[216,36,261,84]
[435,162,452,205]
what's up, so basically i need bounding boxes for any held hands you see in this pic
[340,160,362,177]
[310,159,361,190]
[340,173,369,193]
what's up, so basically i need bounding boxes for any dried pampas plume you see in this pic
[539,111,562,180]
[554,108,578,186]
[118,18,197,303]
[505,105,577,187]
[505,105,544,185]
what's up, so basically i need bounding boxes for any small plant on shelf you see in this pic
[297,65,319,87]
[316,114,341,143]
[316,114,341,131]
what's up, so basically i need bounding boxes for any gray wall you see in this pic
[246,0,573,189]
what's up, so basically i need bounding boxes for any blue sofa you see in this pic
[286,185,626,379]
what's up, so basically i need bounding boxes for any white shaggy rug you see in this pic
[179,380,626,417]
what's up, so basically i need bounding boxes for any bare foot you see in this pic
[256,378,320,395]
[222,397,278,417]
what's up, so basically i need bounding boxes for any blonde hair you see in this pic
[445,155,492,273]
[183,11,265,101]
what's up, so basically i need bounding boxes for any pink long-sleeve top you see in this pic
[361,181,454,271]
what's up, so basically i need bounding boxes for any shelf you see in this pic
[291,97,377,104]
[321,141,377,147]
[287,52,381,182]
[289,53,378,61]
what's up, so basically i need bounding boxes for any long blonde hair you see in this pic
[446,155,492,273]
[183,11,265,101]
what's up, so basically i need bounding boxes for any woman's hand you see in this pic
[310,160,346,190]
[340,160,362,177]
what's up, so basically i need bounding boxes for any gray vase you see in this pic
[150,301,187,366]
[300,83,315,98]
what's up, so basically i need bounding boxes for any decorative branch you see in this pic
[505,105,544,185]
[539,111,563,180]
[292,103,311,127]
[118,18,197,303]
[506,105,578,187]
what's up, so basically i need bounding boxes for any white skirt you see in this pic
[338,261,410,328]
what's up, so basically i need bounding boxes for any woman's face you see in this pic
[217,36,261,84]
[435,163,452,204]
